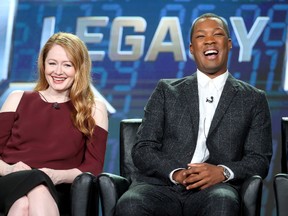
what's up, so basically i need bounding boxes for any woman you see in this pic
[0,32,108,215]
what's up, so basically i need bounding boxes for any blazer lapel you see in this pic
[208,74,239,136]
[183,74,199,142]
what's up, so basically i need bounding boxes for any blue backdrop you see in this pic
[1,0,288,215]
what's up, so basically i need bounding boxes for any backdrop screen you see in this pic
[1,0,288,215]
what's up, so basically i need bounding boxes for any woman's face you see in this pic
[44,44,76,92]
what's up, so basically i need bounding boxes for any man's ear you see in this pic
[189,43,193,54]
[228,39,232,49]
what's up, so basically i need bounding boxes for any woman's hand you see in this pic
[4,161,31,175]
[39,168,61,185]
[39,168,82,185]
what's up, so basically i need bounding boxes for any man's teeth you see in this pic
[204,50,218,55]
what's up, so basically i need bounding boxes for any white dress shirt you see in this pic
[193,70,227,163]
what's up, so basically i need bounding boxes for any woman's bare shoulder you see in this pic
[0,90,24,112]
[92,98,108,131]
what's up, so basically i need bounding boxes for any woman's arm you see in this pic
[39,168,82,185]
[0,160,31,176]
[92,98,109,130]
[0,91,30,176]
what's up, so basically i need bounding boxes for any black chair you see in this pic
[274,117,288,216]
[0,172,99,216]
[98,118,263,216]
[70,172,99,216]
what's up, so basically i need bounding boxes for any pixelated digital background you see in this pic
[1,0,288,215]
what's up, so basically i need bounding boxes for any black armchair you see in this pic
[0,172,98,216]
[98,118,263,216]
[70,172,99,216]
[274,117,288,216]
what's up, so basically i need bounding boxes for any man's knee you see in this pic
[205,185,240,215]
[115,193,144,216]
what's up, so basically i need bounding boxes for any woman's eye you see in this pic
[48,62,56,66]
[64,64,72,68]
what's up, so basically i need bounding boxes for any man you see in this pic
[115,13,272,216]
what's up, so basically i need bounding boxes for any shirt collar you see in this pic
[197,69,229,91]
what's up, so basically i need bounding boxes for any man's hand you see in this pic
[180,163,225,190]
[172,169,194,185]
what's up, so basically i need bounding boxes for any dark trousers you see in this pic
[115,182,240,216]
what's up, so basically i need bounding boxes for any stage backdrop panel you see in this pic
[1,0,288,215]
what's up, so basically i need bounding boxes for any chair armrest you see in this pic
[98,172,130,216]
[240,175,263,216]
[274,173,288,216]
[71,172,98,216]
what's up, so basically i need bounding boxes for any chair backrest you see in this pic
[119,118,142,182]
[281,117,288,173]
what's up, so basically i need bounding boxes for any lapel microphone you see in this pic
[206,96,214,103]
[52,102,60,109]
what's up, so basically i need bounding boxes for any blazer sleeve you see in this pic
[220,89,272,181]
[132,80,185,181]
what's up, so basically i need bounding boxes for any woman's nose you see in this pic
[54,65,63,74]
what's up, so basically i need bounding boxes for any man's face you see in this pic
[189,17,232,78]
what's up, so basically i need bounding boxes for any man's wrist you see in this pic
[218,165,233,182]
[222,167,231,180]
[169,168,184,184]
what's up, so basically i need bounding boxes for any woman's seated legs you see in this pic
[7,197,29,216]
[7,184,59,216]
[27,184,59,216]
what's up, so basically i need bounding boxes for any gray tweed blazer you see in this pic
[132,73,272,188]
